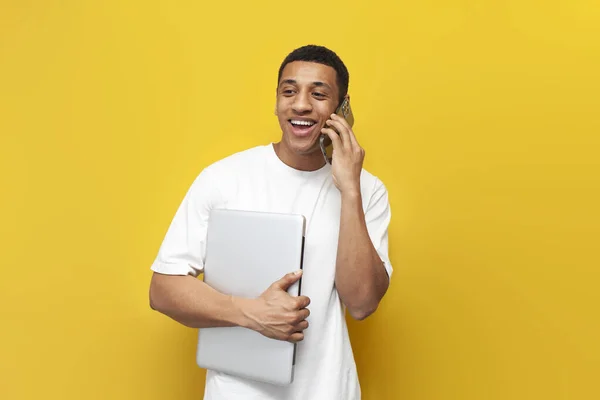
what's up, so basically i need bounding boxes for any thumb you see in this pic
[272,270,302,291]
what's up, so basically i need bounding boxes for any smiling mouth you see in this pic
[288,119,318,137]
[289,119,316,127]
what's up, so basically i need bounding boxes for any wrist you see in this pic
[341,188,362,202]
[230,296,256,330]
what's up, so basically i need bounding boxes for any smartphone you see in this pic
[319,96,354,164]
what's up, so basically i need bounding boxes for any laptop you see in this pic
[196,208,306,385]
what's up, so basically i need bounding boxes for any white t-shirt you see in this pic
[151,143,393,400]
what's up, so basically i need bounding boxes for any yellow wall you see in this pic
[1,1,598,399]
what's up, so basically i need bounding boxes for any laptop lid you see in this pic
[196,208,306,385]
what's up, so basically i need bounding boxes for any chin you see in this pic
[286,134,320,155]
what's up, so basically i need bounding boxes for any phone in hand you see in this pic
[319,96,354,164]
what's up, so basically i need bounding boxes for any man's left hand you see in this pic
[321,113,365,195]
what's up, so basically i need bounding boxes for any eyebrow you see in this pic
[279,79,332,91]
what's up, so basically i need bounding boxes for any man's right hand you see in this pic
[237,270,310,343]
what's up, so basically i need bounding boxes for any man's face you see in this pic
[276,61,340,155]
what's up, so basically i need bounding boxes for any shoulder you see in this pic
[359,168,391,213]
[191,144,268,183]
[183,146,265,201]
[204,145,268,175]
[360,168,387,196]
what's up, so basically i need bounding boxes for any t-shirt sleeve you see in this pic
[150,169,220,277]
[364,177,394,280]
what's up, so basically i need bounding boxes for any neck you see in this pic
[272,142,326,172]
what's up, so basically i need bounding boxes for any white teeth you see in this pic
[290,120,315,126]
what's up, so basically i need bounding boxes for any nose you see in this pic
[292,91,312,114]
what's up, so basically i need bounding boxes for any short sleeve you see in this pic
[150,169,221,277]
[364,178,393,280]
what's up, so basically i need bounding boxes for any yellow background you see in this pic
[1,0,599,399]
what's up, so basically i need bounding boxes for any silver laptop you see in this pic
[196,208,306,385]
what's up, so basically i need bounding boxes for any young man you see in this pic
[149,44,393,400]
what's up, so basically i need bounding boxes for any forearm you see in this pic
[335,191,389,320]
[149,272,252,329]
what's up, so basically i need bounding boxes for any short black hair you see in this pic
[277,44,349,105]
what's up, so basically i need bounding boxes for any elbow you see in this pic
[149,286,171,317]
[149,292,158,311]
[148,275,163,312]
[348,303,378,321]
[345,284,385,321]
[149,288,158,311]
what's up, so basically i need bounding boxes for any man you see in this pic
[149,44,393,400]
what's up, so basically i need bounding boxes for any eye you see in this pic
[282,89,296,96]
[313,92,326,98]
